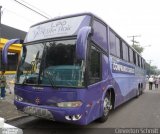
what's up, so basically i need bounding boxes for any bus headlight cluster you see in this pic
[15,95,23,102]
[65,114,82,121]
[57,101,82,108]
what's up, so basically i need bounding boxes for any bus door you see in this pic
[87,45,109,120]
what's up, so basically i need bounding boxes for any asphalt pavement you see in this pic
[0,84,27,122]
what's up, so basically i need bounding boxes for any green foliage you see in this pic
[132,44,144,54]
[131,44,160,75]
[145,62,160,75]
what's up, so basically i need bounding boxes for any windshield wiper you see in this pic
[45,71,55,89]
[38,44,55,89]
[20,66,37,85]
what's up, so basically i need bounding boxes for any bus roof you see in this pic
[28,12,145,61]
[30,12,94,28]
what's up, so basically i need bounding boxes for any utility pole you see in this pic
[127,35,141,45]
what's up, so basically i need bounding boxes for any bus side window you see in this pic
[89,45,101,84]
[139,56,142,68]
[133,51,136,65]
[92,20,107,50]
[141,58,144,69]
[129,48,134,63]
[122,42,129,61]
[135,53,138,66]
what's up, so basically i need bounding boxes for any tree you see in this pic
[145,62,160,76]
[130,41,160,75]
[132,44,144,54]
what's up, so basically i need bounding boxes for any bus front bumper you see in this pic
[14,100,88,125]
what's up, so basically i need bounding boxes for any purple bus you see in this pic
[2,13,146,125]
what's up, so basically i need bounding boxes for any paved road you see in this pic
[8,87,160,134]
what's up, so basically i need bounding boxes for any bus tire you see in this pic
[140,84,143,95]
[98,93,112,123]
[136,88,140,98]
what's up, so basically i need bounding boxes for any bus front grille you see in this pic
[24,106,54,120]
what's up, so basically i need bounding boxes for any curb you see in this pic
[6,115,29,123]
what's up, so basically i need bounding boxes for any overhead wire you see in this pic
[19,0,52,18]
[3,8,35,23]
[13,0,50,19]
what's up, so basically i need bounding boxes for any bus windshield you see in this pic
[16,39,84,87]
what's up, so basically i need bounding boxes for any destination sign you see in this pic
[24,15,90,43]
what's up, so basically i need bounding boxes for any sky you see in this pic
[1,0,160,68]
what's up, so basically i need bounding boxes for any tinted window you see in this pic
[122,42,129,61]
[16,40,84,87]
[141,59,144,69]
[109,31,116,55]
[143,59,145,69]
[139,56,141,67]
[133,51,136,65]
[0,51,18,71]
[92,20,107,50]
[45,40,76,66]
[116,37,120,58]
[109,31,121,58]
[129,48,134,63]
[137,55,140,66]
[135,53,138,66]
[7,52,19,71]
[89,45,101,84]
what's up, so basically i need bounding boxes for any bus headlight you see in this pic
[57,101,82,108]
[65,114,82,121]
[15,95,23,102]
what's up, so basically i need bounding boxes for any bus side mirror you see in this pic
[2,39,23,66]
[21,45,27,65]
[76,26,91,61]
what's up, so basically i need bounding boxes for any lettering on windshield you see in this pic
[33,20,72,39]
[24,16,90,43]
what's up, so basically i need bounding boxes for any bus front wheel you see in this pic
[98,93,112,123]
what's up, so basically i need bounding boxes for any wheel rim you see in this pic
[103,97,111,116]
